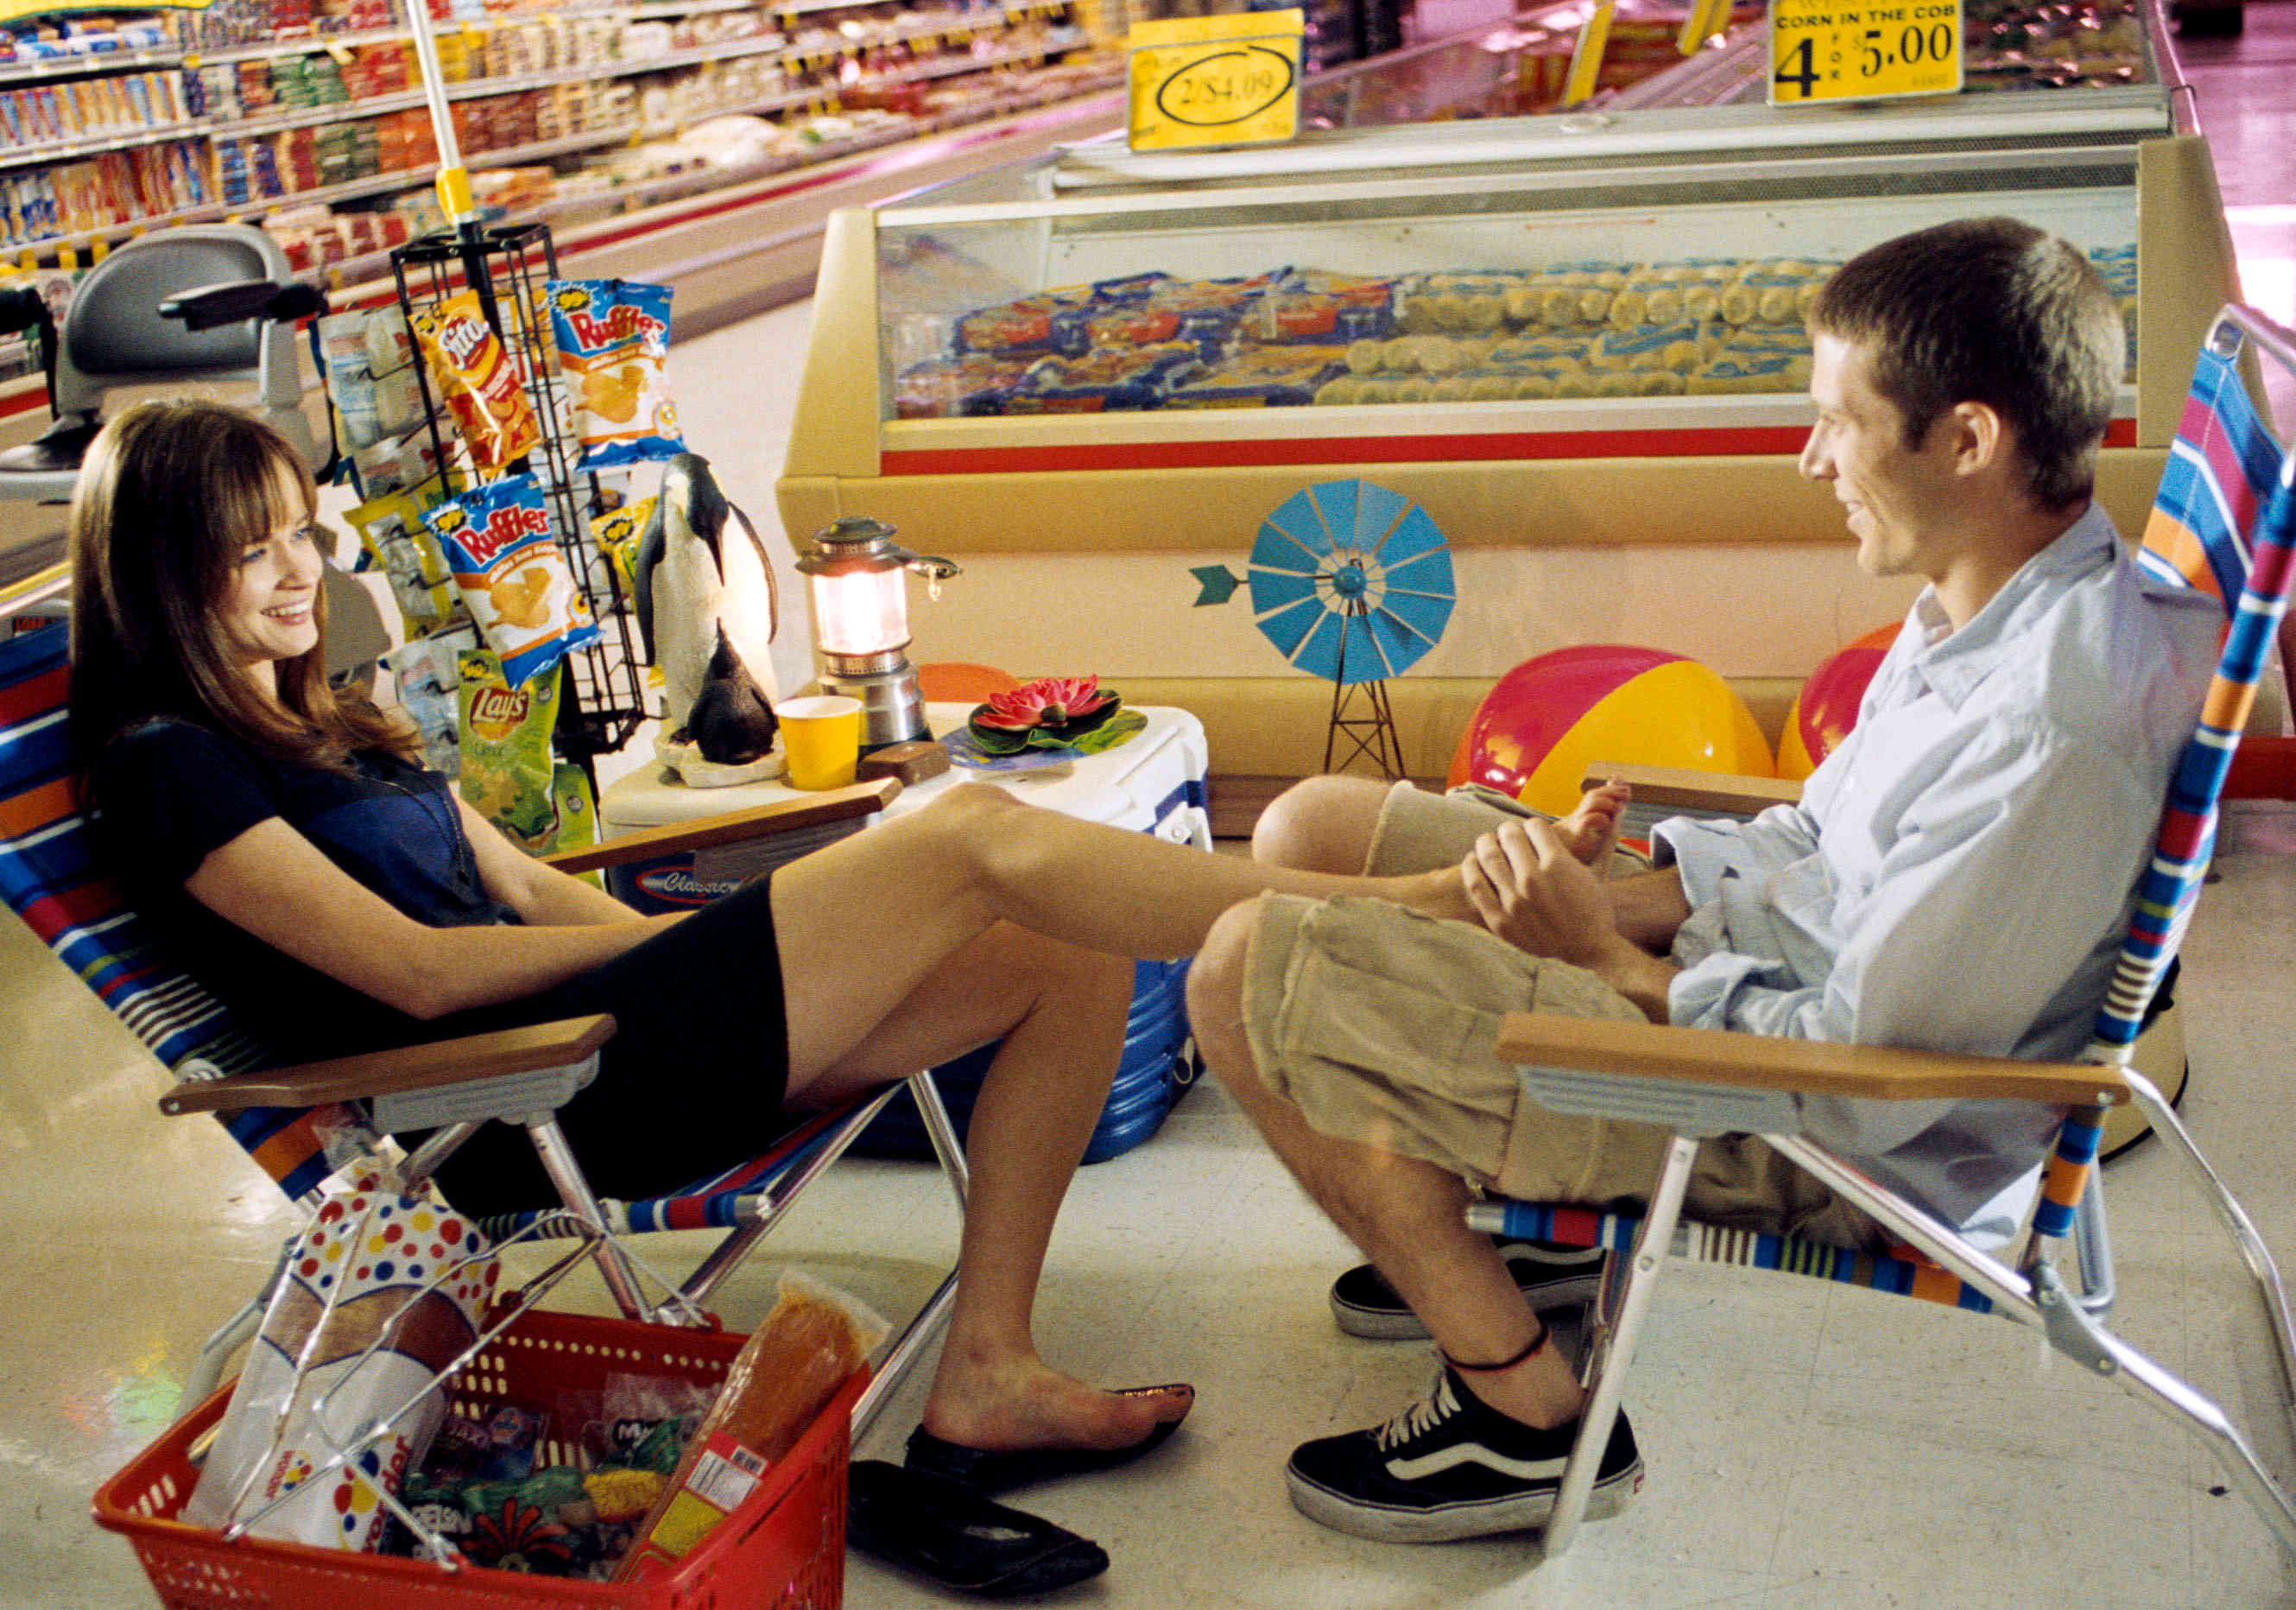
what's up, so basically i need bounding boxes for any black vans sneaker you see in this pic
[1285,1367,1643,1543]
[1330,1238,1607,1340]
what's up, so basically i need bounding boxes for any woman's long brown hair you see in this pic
[68,398,414,811]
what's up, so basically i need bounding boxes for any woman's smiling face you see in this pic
[213,460,323,682]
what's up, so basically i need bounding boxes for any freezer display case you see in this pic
[779,76,2237,558]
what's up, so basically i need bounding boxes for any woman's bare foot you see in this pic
[1553,780,1629,873]
[922,1352,1194,1453]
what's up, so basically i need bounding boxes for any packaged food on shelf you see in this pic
[1007,339,1199,412]
[1163,342,1349,409]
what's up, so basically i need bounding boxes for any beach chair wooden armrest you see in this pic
[1494,1011,2129,1108]
[542,779,901,875]
[157,1014,617,1115]
[1582,762,1806,815]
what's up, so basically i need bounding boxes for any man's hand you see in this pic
[1461,818,1622,969]
[1462,815,1683,1024]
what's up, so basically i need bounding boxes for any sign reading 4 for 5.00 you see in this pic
[1769,0,1963,105]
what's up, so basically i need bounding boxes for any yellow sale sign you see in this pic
[1126,10,1304,152]
[1768,0,1963,105]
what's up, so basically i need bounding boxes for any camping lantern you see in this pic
[798,516,960,748]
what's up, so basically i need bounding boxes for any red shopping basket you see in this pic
[93,1307,867,1610]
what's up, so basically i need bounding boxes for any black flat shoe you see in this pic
[904,1393,1189,1494]
[846,1460,1109,1597]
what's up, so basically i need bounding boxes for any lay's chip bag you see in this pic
[547,278,682,468]
[427,476,600,687]
[459,650,565,852]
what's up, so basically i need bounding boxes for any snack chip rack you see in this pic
[389,222,648,770]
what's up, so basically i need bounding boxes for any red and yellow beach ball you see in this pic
[1776,624,1897,781]
[1449,645,1774,817]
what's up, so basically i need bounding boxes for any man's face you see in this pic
[1799,333,1963,581]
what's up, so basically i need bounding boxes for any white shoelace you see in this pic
[1374,1372,1464,1451]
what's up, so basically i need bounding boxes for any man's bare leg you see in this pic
[1186,903,1584,1429]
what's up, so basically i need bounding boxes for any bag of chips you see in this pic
[385,621,478,776]
[458,650,564,852]
[588,492,658,590]
[349,481,462,637]
[426,476,599,687]
[547,278,682,468]
[409,289,543,473]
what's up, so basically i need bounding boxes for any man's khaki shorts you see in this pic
[1238,783,1882,1249]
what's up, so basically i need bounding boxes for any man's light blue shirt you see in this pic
[1651,504,2220,1245]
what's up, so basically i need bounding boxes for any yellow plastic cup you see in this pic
[779,694,863,789]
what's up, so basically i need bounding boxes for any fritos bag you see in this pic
[547,278,682,468]
[458,649,565,852]
[409,290,542,472]
[426,476,599,687]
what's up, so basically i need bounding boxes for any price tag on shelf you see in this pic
[1768,0,1962,105]
[1124,9,1302,153]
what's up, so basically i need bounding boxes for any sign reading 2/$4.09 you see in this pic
[1768,0,1963,105]
[1126,10,1305,151]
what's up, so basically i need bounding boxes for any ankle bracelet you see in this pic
[1443,1324,1548,1373]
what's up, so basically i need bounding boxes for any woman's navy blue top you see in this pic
[92,717,515,1063]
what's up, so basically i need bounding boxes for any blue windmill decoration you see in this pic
[1192,479,1457,778]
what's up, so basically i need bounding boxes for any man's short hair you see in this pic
[1809,217,2126,510]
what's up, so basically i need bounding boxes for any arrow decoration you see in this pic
[1190,564,1243,606]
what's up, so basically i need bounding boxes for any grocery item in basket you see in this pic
[547,277,683,468]
[458,649,570,853]
[179,1182,497,1552]
[409,289,542,472]
[427,475,599,688]
[614,1274,886,1584]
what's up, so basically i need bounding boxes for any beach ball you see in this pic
[916,662,1021,704]
[1776,624,1897,781]
[1451,645,1774,817]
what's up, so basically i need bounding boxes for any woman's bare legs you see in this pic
[773,783,1471,1092]
[796,921,1185,1452]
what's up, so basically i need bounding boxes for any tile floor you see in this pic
[7,13,2296,1608]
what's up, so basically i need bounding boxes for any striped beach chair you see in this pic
[1470,304,2296,1558]
[0,607,969,1432]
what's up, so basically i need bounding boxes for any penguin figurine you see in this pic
[632,452,785,784]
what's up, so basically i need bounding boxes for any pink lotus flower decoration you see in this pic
[966,675,1129,756]
[973,675,1119,732]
